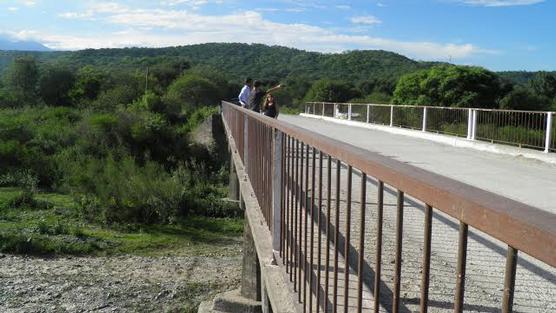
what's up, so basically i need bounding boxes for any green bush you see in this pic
[164,73,220,112]
[0,233,102,255]
[67,156,182,224]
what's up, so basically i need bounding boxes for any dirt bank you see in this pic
[0,252,241,313]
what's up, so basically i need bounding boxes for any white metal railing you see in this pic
[305,102,556,153]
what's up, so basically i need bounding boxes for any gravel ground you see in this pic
[0,251,242,313]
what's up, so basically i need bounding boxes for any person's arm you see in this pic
[265,84,282,95]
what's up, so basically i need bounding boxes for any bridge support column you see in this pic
[228,154,240,201]
[241,218,262,301]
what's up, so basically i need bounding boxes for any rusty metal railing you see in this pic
[222,101,556,313]
[306,102,556,153]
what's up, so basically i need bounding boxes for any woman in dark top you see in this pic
[262,94,279,118]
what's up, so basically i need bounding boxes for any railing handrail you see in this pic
[307,101,556,114]
[223,101,556,267]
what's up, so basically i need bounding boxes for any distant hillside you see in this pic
[0,43,426,84]
[3,43,554,92]
[0,36,51,52]
[498,71,556,85]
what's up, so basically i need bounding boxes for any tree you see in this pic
[69,65,105,102]
[392,65,504,108]
[164,73,220,110]
[499,86,551,111]
[529,72,556,99]
[357,80,376,96]
[39,65,75,106]
[94,85,142,110]
[150,59,190,90]
[3,56,39,105]
[282,75,312,103]
[304,79,360,103]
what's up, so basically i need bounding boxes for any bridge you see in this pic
[199,101,556,313]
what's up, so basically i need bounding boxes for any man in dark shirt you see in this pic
[247,80,281,112]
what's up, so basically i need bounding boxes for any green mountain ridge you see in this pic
[1,43,552,89]
[0,43,426,83]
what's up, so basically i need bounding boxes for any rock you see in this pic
[155,290,169,300]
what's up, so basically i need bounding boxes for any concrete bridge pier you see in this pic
[199,115,298,313]
[228,154,240,201]
[198,197,270,313]
[198,218,264,313]
[199,137,265,313]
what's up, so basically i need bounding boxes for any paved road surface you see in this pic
[280,114,556,214]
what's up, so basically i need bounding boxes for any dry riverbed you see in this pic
[0,250,242,313]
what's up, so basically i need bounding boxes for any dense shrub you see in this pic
[0,55,238,228]
[392,65,505,108]
[67,156,182,224]
[499,86,551,111]
[164,73,220,111]
[304,79,360,103]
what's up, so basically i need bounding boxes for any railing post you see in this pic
[334,103,338,118]
[467,109,472,139]
[471,110,477,140]
[322,102,325,117]
[348,103,353,121]
[313,103,316,115]
[390,105,394,127]
[366,104,370,123]
[545,112,553,153]
[272,130,283,253]
[422,106,428,132]
[244,117,249,169]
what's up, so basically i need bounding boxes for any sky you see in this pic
[0,0,554,71]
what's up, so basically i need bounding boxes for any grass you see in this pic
[0,187,243,257]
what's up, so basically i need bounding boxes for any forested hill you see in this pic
[499,71,556,85]
[0,43,426,83]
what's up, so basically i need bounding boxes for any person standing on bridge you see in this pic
[247,80,281,113]
[238,78,253,107]
[262,94,279,118]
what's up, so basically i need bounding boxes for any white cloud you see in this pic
[161,0,208,5]
[255,7,305,13]
[17,0,36,7]
[336,5,351,10]
[8,7,19,11]
[351,15,382,25]
[458,0,544,6]
[35,3,491,61]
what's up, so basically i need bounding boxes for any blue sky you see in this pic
[0,0,554,71]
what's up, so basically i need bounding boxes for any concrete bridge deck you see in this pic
[280,114,556,214]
